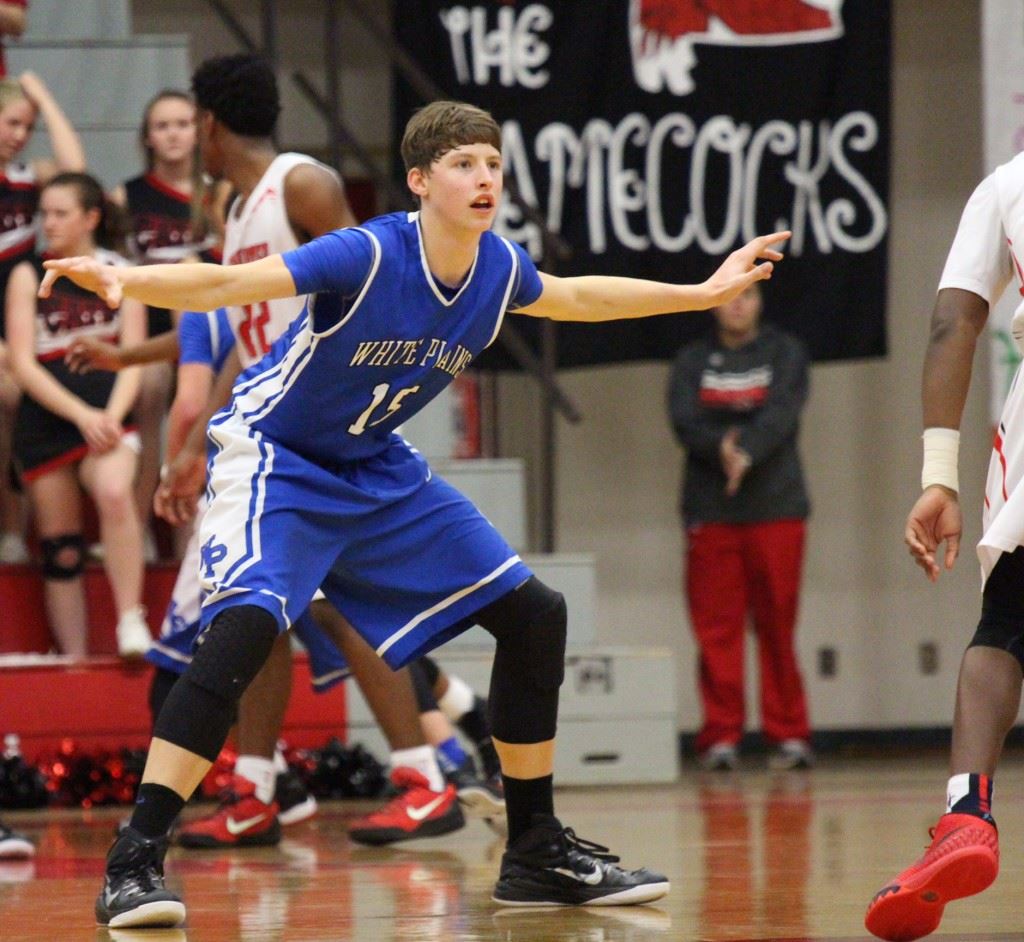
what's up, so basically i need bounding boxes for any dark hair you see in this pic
[191,54,280,138]
[43,172,125,251]
[139,89,194,170]
[400,100,502,173]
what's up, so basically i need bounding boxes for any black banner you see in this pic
[393,1,890,367]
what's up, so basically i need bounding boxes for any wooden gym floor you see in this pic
[2,752,1023,941]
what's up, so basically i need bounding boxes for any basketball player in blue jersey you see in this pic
[45,99,790,928]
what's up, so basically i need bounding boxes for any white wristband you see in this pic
[921,427,959,493]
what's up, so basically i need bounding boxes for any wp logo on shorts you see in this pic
[629,0,844,95]
[200,535,228,578]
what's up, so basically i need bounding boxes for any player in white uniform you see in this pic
[864,154,1024,940]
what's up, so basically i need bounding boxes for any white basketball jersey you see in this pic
[221,152,339,368]
[939,151,1024,583]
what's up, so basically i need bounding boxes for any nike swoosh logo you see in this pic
[406,793,449,821]
[225,813,268,835]
[552,864,604,886]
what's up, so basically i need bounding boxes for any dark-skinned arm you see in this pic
[905,287,989,582]
[154,161,357,525]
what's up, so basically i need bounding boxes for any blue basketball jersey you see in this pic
[178,307,235,373]
[217,211,542,465]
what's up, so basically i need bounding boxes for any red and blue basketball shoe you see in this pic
[865,812,999,940]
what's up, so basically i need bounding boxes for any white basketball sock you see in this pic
[390,745,445,792]
[235,755,277,804]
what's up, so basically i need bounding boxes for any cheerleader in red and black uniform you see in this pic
[110,90,221,560]
[5,173,147,658]
[0,71,84,563]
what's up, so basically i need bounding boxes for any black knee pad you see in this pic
[40,533,85,580]
[418,655,441,690]
[408,659,439,712]
[148,666,180,731]
[478,577,568,691]
[152,606,278,762]
[188,605,280,700]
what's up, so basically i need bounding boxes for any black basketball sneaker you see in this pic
[492,814,670,906]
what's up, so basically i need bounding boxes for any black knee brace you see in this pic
[969,548,1024,669]
[475,577,567,743]
[477,577,567,689]
[40,533,85,580]
[153,605,278,762]
[409,658,439,712]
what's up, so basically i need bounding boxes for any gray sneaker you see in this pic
[95,827,185,928]
[698,742,739,772]
[768,739,815,771]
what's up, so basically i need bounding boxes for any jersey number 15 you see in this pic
[349,382,421,435]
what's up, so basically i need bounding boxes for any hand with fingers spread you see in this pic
[905,485,961,582]
[39,256,124,309]
[704,231,790,307]
[65,336,124,374]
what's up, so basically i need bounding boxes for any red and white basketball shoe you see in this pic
[348,767,464,845]
[176,775,281,849]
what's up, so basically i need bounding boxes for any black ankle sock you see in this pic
[948,773,995,823]
[503,773,554,843]
[130,783,186,839]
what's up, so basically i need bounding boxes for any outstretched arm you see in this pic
[514,232,789,322]
[40,254,297,313]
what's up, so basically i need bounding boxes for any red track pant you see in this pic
[685,518,810,753]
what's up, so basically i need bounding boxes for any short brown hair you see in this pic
[400,100,501,173]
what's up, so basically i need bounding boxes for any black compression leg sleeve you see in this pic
[152,605,278,762]
[409,657,440,713]
[475,577,567,744]
[147,666,181,731]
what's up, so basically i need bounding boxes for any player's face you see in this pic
[415,143,502,233]
[0,98,36,163]
[714,284,762,340]
[145,97,197,167]
[40,185,99,256]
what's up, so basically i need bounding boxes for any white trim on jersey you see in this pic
[206,308,222,360]
[411,211,480,307]
[224,228,382,429]
[148,640,193,665]
[313,228,382,338]
[375,554,523,659]
[486,237,521,349]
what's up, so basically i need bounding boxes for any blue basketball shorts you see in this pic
[146,501,349,692]
[197,419,532,669]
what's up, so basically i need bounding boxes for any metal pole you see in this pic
[261,0,277,63]
[324,0,343,171]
